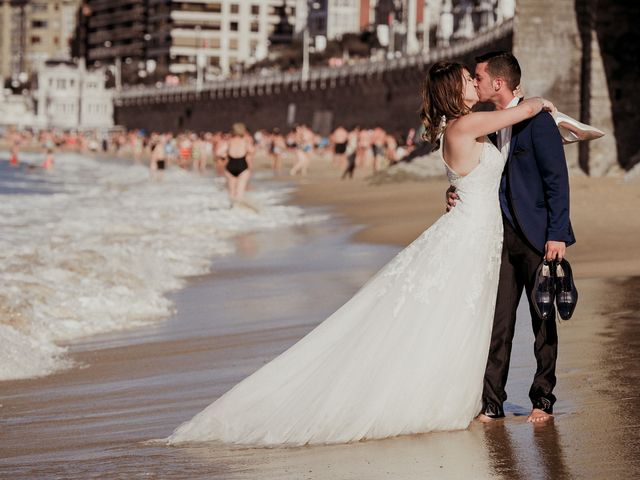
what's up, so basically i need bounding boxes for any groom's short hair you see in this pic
[475,51,521,90]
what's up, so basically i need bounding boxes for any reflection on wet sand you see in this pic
[483,420,571,479]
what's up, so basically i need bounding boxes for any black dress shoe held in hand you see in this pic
[555,258,578,320]
[532,260,556,320]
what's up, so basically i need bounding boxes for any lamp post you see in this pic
[195,25,204,91]
[302,27,309,82]
[406,0,419,54]
[301,1,311,83]
[422,0,430,55]
[301,1,321,83]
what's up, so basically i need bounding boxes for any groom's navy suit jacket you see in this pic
[496,111,576,254]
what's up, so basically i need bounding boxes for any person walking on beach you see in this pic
[290,125,313,176]
[165,61,558,447]
[269,128,286,175]
[224,123,253,205]
[150,134,167,181]
[330,126,349,168]
[371,127,387,172]
[192,134,207,174]
[9,132,21,166]
[41,132,55,170]
[341,127,359,179]
[213,133,228,176]
[447,51,575,424]
[355,127,372,168]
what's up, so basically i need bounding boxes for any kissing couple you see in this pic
[164,51,601,446]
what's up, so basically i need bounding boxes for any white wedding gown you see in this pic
[167,139,506,446]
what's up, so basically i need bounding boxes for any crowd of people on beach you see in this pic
[2,123,423,204]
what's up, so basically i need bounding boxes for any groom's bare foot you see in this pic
[475,413,495,423]
[527,408,553,423]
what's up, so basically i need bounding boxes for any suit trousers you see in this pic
[482,219,558,416]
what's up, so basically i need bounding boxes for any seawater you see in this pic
[0,151,324,381]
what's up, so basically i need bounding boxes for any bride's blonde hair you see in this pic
[420,62,471,147]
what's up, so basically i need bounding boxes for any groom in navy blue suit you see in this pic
[448,51,575,423]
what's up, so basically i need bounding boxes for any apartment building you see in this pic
[0,0,81,84]
[83,0,148,85]
[306,0,363,41]
[81,0,300,83]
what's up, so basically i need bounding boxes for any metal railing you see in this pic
[115,18,513,106]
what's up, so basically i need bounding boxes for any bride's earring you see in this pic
[554,111,605,144]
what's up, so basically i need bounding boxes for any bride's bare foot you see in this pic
[475,413,495,423]
[527,408,553,423]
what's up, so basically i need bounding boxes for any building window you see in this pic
[32,19,47,28]
[251,5,260,15]
[31,36,42,45]
[206,2,222,13]
[31,3,47,12]
[229,39,238,49]
[230,22,238,31]
[250,21,259,32]
[203,37,220,48]
[230,4,239,14]
[56,78,66,89]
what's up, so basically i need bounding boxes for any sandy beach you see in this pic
[293,161,640,279]
[1,155,639,479]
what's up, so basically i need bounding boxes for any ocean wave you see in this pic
[0,153,324,381]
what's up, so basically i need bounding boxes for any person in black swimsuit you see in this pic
[150,135,167,181]
[224,123,254,205]
[226,155,248,177]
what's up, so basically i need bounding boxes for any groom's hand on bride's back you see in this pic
[446,186,458,212]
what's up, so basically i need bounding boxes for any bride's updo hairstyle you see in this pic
[420,61,471,147]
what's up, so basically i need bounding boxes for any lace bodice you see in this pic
[372,138,506,319]
[443,139,506,203]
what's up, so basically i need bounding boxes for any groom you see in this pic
[448,51,575,423]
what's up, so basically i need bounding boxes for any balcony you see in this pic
[88,0,142,14]
[89,7,146,29]
[89,25,146,46]
[88,42,145,60]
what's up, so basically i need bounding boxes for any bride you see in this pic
[165,62,556,446]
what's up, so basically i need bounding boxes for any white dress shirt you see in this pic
[497,96,521,159]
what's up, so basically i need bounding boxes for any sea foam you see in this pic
[0,153,324,381]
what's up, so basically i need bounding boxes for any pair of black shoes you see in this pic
[531,259,578,320]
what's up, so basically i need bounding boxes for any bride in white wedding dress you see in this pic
[166,62,556,446]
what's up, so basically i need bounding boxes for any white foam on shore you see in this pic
[0,153,325,381]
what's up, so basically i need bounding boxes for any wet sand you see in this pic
[1,161,639,479]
